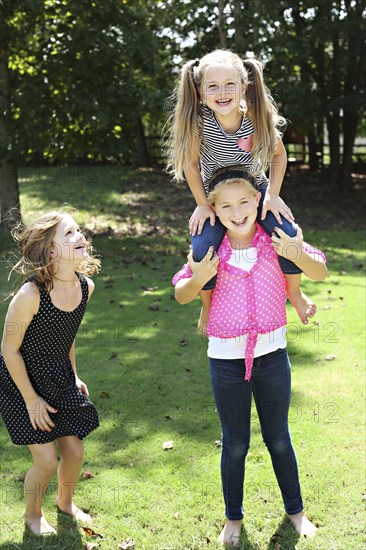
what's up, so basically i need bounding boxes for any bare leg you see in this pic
[56,435,92,522]
[24,442,58,534]
[288,511,317,537]
[198,289,212,337]
[285,274,317,325]
[218,519,242,547]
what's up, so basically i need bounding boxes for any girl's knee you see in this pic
[36,455,59,476]
[263,434,292,456]
[59,437,84,461]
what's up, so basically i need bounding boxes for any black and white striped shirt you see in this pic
[199,105,268,192]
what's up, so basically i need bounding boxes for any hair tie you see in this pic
[208,166,258,193]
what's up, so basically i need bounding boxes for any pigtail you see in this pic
[243,58,286,175]
[165,59,202,181]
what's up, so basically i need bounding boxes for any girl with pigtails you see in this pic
[166,49,317,333]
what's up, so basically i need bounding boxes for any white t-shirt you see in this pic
[207,246,287,359]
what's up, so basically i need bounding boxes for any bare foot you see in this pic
[218,520,242,547]
[24,512,57,535]
[56,498,92,523]
[288,511,317,537]
[288,290,317,325]
[198,305,209,337]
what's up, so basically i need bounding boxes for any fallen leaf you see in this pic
[82,527,104,538]
[338,270,347,275]
[339,296,344,300]
[163,441,174,450]
[118,539,135,549]
[82,471,95,479]
[205,532,211,543]
[322,305,331,310]
[214,440,222,447]
[312,320,320,325]
[180,339,188,346]
[149,303,160,311]
[15,473,25,482]
[174,511,180,519]
[85,543,100,550]
[325,354,336,361]
[99,391,110,398]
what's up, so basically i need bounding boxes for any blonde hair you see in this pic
[9,210,100,293]
[165,49,286,180]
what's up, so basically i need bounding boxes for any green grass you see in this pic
[0,167,365,549]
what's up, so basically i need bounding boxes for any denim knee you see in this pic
[262,433,292,456]
[222,438,250,460]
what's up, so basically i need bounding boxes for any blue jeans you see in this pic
[209,348,303,520]
[192,184,301,290]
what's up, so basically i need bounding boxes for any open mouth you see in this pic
[74,244,85,250]
[216,99,231,106]
[232,217,247,228]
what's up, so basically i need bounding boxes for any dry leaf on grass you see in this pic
[82,471,95,479]
[325,354,336,361]
[179,339,188,346]
[15,473,25,482]
[163,441,174,450]
[118,539,135,549]
[149,303,160,311]
[85,543,100,550]
[214,440,222,447]
[82,527,104,538]
[99,390,110,397]
[174,511,180,519]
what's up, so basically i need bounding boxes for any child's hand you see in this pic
[187,246,219,287]
[189,204,216,236]
[25,395,57,432]
[272,225,303,260]
[75,376,89,396]
[261,192,294,224]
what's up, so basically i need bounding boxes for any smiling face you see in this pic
[201,65,244,118]
[51,214,87,266]
[210,180,261,245]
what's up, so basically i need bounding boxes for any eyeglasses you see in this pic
[203,82,240,94]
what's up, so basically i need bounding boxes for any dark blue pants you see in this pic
[209,348,303,520]
[192,185,301,290]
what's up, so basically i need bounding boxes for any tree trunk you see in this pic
[307,131,318,171]
[217,0,227,48]
[233,0,245,52]
[134,118,150,166]
[341,112,358,190]
[0,48,21,230]
[326,113,341,186]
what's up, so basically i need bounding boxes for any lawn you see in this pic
[0,166,365,550]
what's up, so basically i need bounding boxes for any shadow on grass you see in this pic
[266,515,300,550]
[0,512,85,550]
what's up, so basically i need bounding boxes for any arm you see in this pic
[272,226,328,281]
[69,275,95,396]
[175,247,219,304]
[69,340,89,396]
[184,144,216,236]
[262,139,294,224]
[1,283,57,431]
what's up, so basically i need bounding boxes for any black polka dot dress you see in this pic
[0,273,99,445]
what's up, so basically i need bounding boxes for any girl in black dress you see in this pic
[0,211,100,534]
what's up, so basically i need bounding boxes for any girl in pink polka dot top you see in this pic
[173,166,327,546]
